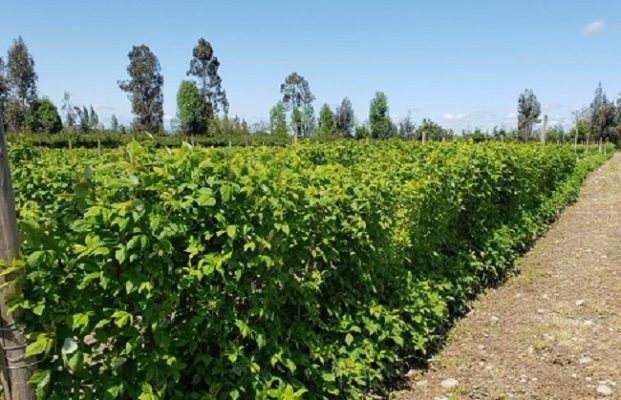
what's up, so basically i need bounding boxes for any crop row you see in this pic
[7,141,612,399]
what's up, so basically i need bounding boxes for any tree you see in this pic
[517,89,541,141]
[0,58,8,111]
[269,101,287,136]
[61,91,76,129]
[26,98,62,133]
[416,118,451,141]
[4,100,26,132]
[589,83,617,151]
[318,103,337,136]
[118,45,164,132]
[302,103,316,137]
[74,105,98,133]
[369,92,394,139]
[398,113,416,139]
[280,72,314,110]
[7,37,37,107]
[110,114,119,132]
[335,97,355,137]
[355,125,370,139]
[176,80,209,136]
[6,36,38,131]
[187,38,228,117]
[88,105,99,130]
[291,107,303,138]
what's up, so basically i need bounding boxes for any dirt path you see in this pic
[393,153,621,400]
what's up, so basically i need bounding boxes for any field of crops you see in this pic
[5,141,612,399]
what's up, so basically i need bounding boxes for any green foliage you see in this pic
[317,103,336,137]
[269,101,288,137]
[26,98,62,134]
[176,80,209,136]
[118,45,164,133]
[187,38,228,117]
[7,131,292,149]
[290,107,303,138]
[517,89,541,141]
[335,98,355,137]
[416,118,453,141]
[6,36,38,109]
[7,141,611,399]
[369,92,396,139]
[280,72,314,110]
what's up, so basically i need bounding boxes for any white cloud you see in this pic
[582,20,605,35]
[94,104,115,111]
[506,112,517,119]
[442,113,466,121]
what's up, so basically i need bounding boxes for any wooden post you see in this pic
[422,130,427,144]
[574,130,578,153]
[0,111,35,399]
[68,139,72,150]
[541,115,547,145]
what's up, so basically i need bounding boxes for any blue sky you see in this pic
[1,0,620,132]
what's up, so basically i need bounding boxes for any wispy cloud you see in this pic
[94,104,115,111]
[442,113,466,121]
[582,20,605,35]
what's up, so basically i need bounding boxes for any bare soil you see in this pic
[393,153,621,400]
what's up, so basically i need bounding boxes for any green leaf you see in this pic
[345,333,354,346]
[112,310,133,328]
[71,313,90,332]
[138,382,158,400]
[25,334,53,358]
[226,225,237,239]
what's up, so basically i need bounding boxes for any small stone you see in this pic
[405,369,416,378]
[576,299,585,306]
[579,356,593,364]
[415,379,428,387]
[484,365,493,372]
[586,377,593,382]
[584,320,593,326]
[478,344,485,350]
[440,378,459,390]
[572,373,578,378]
[490,316,499,322]
[537,309,546,313]
[597,384,613,396]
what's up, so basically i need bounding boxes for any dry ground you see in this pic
[393,153,621,400]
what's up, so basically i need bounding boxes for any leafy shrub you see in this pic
[8,141,612,399]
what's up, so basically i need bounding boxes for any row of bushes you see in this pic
[8,141,613,398]
[6,132,294,148]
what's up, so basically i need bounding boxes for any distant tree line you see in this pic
[2,36,621,147]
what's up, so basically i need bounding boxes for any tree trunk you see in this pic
[574,132,578,152]
[0,111,35,399]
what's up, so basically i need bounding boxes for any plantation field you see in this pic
[5,141,613,399]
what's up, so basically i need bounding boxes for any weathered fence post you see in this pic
[541,114,547,145]
[0,112,35,399]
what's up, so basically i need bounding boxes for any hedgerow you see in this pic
[6,141,612,399]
